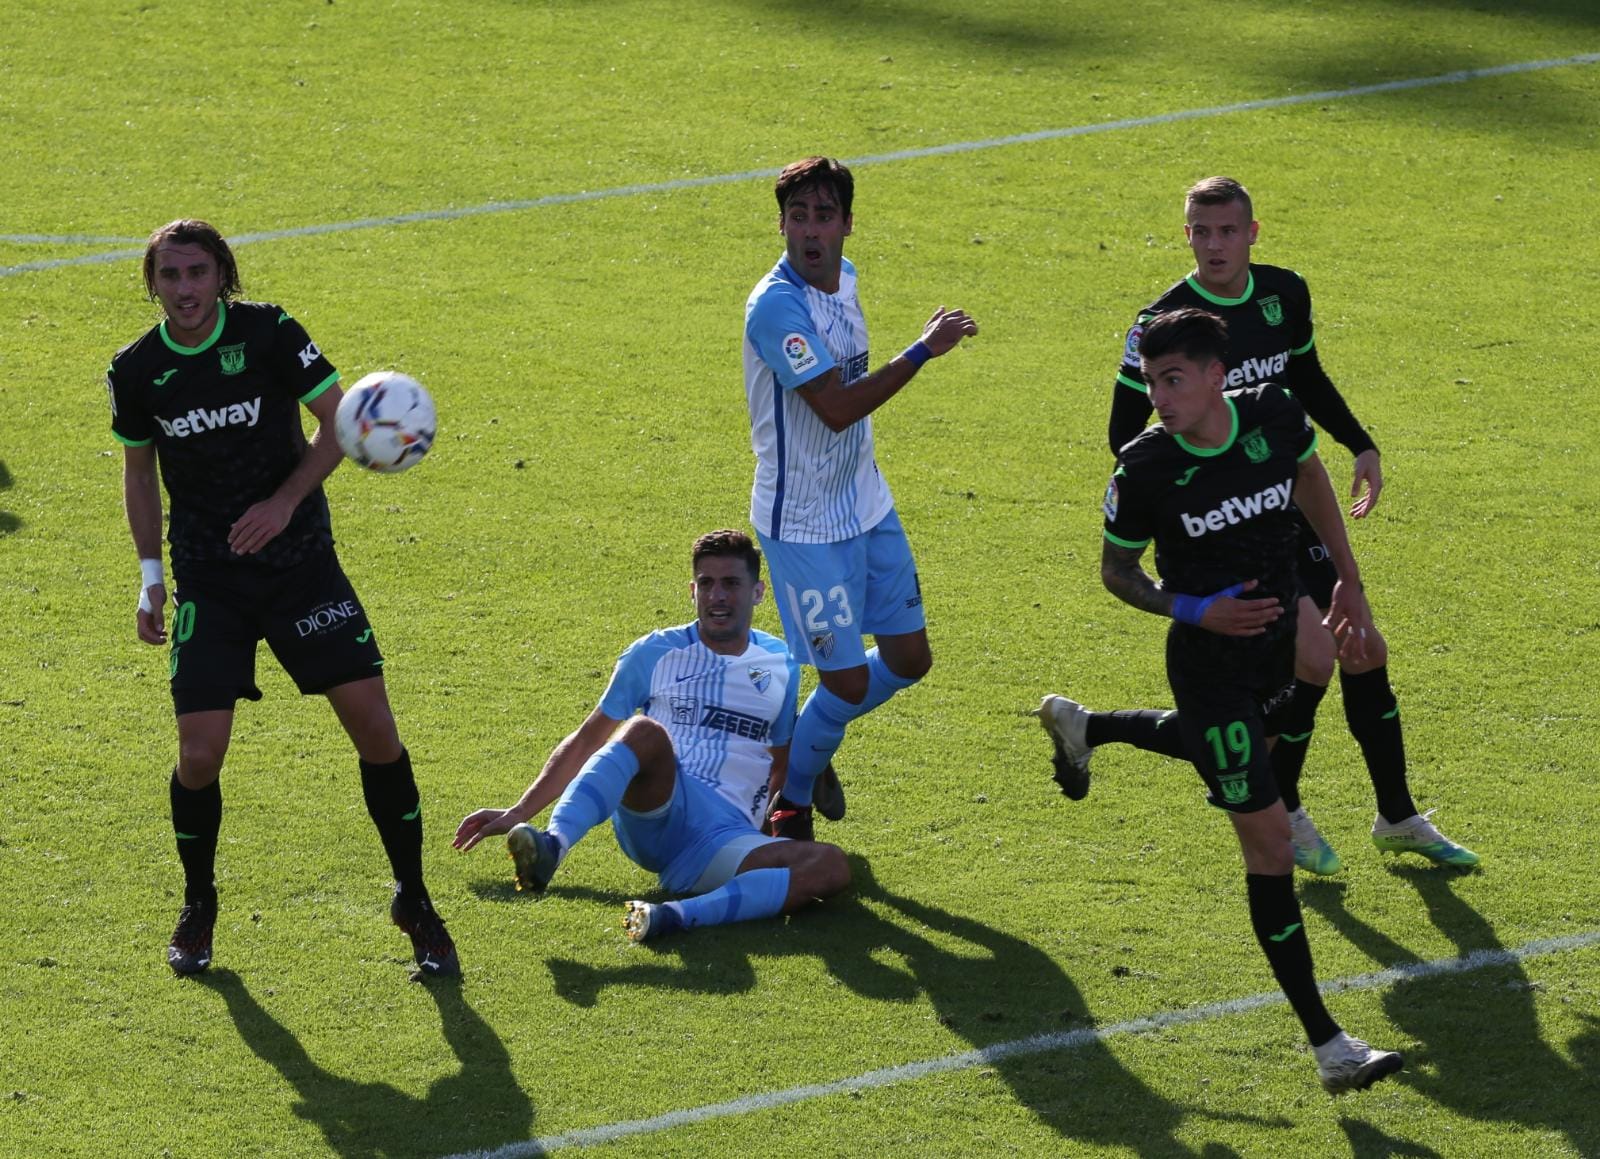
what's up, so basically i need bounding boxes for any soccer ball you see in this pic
[335,371,437,473]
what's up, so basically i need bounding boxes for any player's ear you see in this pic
[1248,220,1259,245]
[752,580,765,606]
[843,214,853,238]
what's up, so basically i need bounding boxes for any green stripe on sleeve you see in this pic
[1103,530,1151,549]
[1115,372,1150,394]
[113,431,153,448]
[299,372,340,404]
[1297,430,1320,462]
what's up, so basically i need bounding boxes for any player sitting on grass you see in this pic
[453,530,850,940]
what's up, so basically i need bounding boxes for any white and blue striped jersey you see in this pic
[744,255,894,544]
[598,623,800,826]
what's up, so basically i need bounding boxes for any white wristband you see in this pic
[138,558,164,614]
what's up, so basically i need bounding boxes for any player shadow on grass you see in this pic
[199,969,533,1159]
[540,857,1288,1157]
[1300,870,1600,1157]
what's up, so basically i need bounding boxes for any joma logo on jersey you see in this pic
[1224,351,1289,387]
[699,705,771,741]
[156,397,262,438]
[1180,480,1292,537]
[295,600,361,638]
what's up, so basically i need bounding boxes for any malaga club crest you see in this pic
[810,630,836,662]
[748,667,772,694]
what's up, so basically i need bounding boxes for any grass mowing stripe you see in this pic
[444,929,1600,1158]
[5,51,1597,282]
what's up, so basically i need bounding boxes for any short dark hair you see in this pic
[1184,175,1252,221]
[1138,307,1230,368]
[692,529,762,582]
[142,219,241,302]
[774,156,854,219]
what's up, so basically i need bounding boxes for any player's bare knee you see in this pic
[821,666,870,705]
[786,842,851,906]
[176,740,226,786]
[618,715,674,764]
[896,646,933,683]
[1339,627,1388,673]
[1295,624,1336,685]
[352,712,402,763]
[816,842,851,897]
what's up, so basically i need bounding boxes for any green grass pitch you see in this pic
[2,2,1598,1155]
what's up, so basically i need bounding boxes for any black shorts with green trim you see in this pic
[1165,622,1296,815]
[167,552,384,715]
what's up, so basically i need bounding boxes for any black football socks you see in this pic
[360,748,426,897]
[1340,667,1417,824]
[170,769,221,908]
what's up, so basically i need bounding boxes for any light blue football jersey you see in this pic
[599,623,800,825]
[743,255,894,544]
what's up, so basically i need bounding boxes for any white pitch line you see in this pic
[4,51,1597,280]
[443,929,1600,1158]
[0,232,145,244]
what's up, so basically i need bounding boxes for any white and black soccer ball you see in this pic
[335,371,437,473]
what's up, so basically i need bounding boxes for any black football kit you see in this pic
[1109,264,1372,608]
[109,300,381,712]
[1103,385,1317,812]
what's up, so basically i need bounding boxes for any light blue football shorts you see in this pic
[758,508,926,671]
[612,766,781,895]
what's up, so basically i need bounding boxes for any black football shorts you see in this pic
[1165,622,1297,814]
[167,552,384,715]
[1293,507,1338,610]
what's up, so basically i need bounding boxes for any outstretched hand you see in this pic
[919,306,979,357]
[1323,579,1374,665]
[453,807,521,852]
[1350,449,1383,519]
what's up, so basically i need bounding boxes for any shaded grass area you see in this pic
[1,2,1598,1156]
